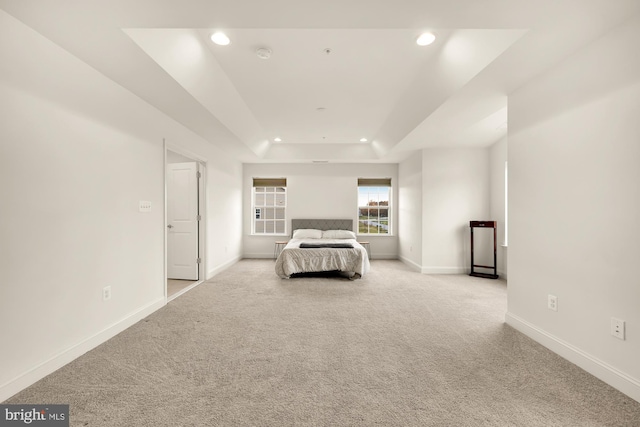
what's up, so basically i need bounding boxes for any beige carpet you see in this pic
[167,279,198,298]
[6,260,640,426]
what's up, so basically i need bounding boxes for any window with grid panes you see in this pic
[357,178,391,235]
[252,178,287,235]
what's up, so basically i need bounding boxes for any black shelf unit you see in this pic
[469,220,499,279]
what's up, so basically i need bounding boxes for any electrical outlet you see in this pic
[103,286,111,301]
[611,318,625,340]
[547,294,558,311]
[139,201,152,213]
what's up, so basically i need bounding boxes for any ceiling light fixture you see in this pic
[416,32,436,46]
[360,138,368,142]
[274,137,282,142]
[211,32,230,46]
[256,47,272,59]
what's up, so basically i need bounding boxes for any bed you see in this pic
[275,219,370,279]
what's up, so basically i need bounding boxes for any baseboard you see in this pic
[242,253,274,259]
[207,256,241,279]
[506,312,640,404]
[370,253,397,260]
[421,266,469,274]
[244,253,400,261]
[397,259,474,275]
[0,297,165,403]
[398,256,422,272]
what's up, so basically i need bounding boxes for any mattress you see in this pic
[275,238,370,279]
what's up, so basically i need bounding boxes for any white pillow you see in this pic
[322,229,356,239]
[292,229,323,239]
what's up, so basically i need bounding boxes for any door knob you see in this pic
[167,224,173,229]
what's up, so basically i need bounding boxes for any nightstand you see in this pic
[274,241,288,260]
[358,241,370,259]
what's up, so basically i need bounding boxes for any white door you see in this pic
[167,162,199,280]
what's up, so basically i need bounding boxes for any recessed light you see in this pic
[360,138,368,142]
[211,32,230,46]
[274,137,282,142]
[416,32,436,46]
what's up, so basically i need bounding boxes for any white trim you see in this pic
[207,256,241,280]
[371,253,398,260]
[163,142,168,300]
[0,298,165,402]
[243,253,277,259]
[506,312,640,404]
[197,162,207,284]
[421,266,469,274]
[399,256,422,272]
[167,280,203,302]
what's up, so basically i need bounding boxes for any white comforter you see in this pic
[275,238,370,279]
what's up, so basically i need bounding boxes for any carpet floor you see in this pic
[6,259,640,426]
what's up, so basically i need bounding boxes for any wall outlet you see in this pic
[611,318,625,340]
[139,201,152,212]
[547,294,558,311]
[103,286,111,301]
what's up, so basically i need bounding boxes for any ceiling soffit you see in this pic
[126,27,524,161]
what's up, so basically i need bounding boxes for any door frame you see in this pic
[163,140,207,301]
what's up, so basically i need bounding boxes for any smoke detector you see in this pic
[256,47,272,59]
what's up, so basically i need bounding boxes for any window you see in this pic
[504,161,508,246]
[252,178,287,235]
[357,178,391,235]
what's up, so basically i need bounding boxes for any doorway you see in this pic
[165,146,206,300]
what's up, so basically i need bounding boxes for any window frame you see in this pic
[251,178,287,236]
[357,178,392,236]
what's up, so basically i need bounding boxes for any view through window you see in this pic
[357,178,391,235]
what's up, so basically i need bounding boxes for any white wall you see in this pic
[243,163,398,259]
[506,13,640,402]
[0,10,242,401]
[489,136,508,278]
[167,150,195,164]
[421,148,491,274]
[397,154,423,270]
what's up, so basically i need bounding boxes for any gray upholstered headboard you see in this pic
[291,219,353,237]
